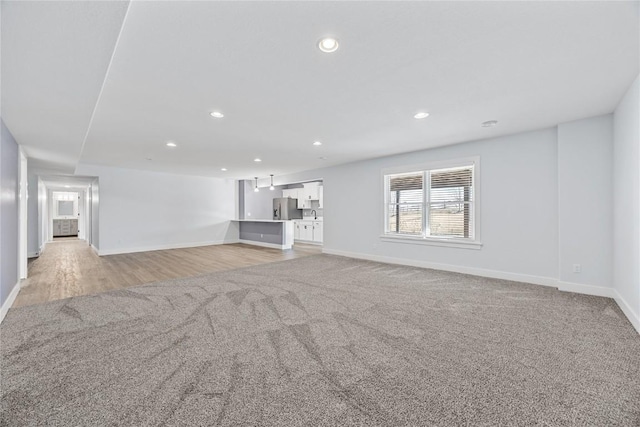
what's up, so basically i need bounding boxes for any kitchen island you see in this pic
[232,219,295,250]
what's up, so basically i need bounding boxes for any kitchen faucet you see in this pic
[311,210,317,220]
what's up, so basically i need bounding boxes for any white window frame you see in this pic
[380,157,482,250]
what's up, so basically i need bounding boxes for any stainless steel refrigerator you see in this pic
[273,198,302,220]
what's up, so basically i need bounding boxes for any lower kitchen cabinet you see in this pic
[294,220,323,244]
[312,221,323,243]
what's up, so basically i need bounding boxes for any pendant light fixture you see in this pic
[254,177,259,192]
[269,174,275,191]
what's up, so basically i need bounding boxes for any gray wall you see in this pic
[1,120,20,309]
[613,74,640,327]
[239,222,284,245]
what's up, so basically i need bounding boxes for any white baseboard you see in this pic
[613,289,640,334]
[322,248,558,288]
[557,281,614,298]
[238,239,290,250]
[322,248,638,334]
[97,240,232,256]
[0,281,21,324]
[27,251,39,258]
[90,244,99,255]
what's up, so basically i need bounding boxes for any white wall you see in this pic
[90,178,99,250]
[557,115,613,292]
[37,177,48,252]
[613,74,640,332]
[27,172,39,257]
[75,164,238,255]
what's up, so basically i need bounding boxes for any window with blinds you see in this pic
[384,163,475,240]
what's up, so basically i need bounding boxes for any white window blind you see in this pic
[385,163,476,241]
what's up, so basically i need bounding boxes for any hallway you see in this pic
[14,240,321,307]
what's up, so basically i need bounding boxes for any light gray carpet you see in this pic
[1,255,639,426]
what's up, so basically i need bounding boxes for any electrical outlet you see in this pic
[572,264,581,273]
[260,234,264,238]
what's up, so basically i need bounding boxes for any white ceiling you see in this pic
[3,1,638,180]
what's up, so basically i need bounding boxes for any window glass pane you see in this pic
[388,204,423,235]
[429,202,473,238]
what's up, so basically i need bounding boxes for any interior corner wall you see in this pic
[613,74,640,331]
[557,115,613,291]
[75,164,238,255]
[27,171,39,257]
[0,119,20,310]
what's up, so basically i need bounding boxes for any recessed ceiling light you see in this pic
[414,112,430,119]
[166,141,177,147]
[313,141,322,146]
[210,111,224,118]
[318,37,339,53]
[64,185,70,188]
[254,158,262,162]
[221,168,227,171]
[482,120,498,127]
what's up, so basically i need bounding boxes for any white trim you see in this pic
[96,240,233,256]
[381,156,481,244]
[18,148,28,279]
[613,289,640,334]
[27,251,39,258]
[0,281,21,324]
[91,244,99,255]
[380,235,483,250]
[238,239,290,250]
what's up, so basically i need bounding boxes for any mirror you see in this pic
[58,200,74,216]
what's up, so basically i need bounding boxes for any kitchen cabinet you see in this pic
[312,221,323,243]
[299,221,313,241]
[296,184,321,209]
[318,186,324,209]
[294,220,323,244]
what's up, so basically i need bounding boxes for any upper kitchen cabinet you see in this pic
[296,182,322,209]
[318,186,324,209]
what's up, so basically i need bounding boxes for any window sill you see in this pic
[379,234,483,250]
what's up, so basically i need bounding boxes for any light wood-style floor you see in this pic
[14,239,322,308]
